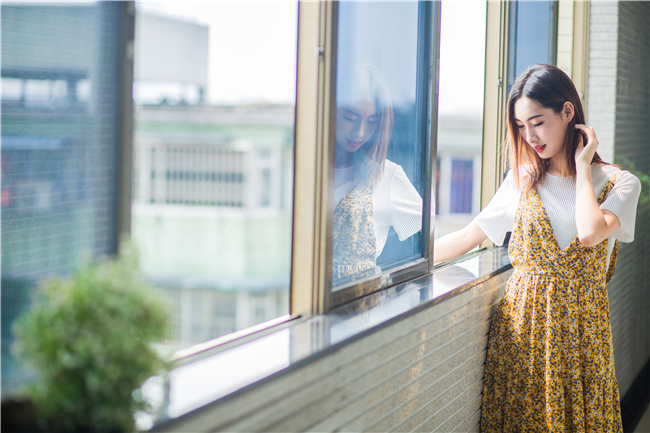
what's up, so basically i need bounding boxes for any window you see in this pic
[450,159,474,214]
[1,0,581,412]
[292,2,438,310]
[481,0,561,247]
[435,1,486,238]
[331,2,428,291]
[131,2,297,351]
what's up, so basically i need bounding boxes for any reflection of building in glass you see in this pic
[1,3,124,394]
[435,116,483,238]
[133,11,293,349]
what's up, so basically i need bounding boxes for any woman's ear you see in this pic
[563,101,575,123]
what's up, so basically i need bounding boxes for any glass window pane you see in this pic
[508,1,556,88]
[1,2,123,394]
[332,2,426,289]
[131,2,297,351]
[450,159,474,214]
[435,1,486,237]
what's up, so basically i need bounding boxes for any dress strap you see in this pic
[606,241,619,284]
[596,171,619,205]
[598,171,620,284]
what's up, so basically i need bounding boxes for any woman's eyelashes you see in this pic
[516,122,544,129]
[343,113,379,125]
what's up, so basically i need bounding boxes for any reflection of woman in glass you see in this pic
[332,63,422,280]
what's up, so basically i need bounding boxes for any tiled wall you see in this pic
[587,1,619,164]
[157,271,511,432]
[587,0,650,399]
[609,0,650,398]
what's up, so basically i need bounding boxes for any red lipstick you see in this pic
[347,139,363,148]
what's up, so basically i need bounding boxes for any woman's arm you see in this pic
[433,220,488,263]
[574,125,621,247]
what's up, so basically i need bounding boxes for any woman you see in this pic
[434,64,641,431]
[332,63,422,281]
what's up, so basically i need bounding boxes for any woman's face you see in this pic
[513,96,572,160]
[336,96,380,154]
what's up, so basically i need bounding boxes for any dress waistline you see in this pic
[512,267,606,284]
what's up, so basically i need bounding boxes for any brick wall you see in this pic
[587,1,618,164]
[588,0,650,398]
[609,0,650,397]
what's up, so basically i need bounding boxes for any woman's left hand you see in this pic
[574,124,598,168]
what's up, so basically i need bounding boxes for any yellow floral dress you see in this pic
[481,176,623,432]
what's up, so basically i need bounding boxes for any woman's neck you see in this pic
[335,148,353,168]
[547,154,571,177]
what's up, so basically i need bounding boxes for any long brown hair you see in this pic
[506,64,608,190]
[345,63,393,185]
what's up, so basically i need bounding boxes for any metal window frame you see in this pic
[291,1,339,316]
[556,0,575,77]
[291,1,441,314]
[572,1,590,113]
[115,1,136,251]
[551,1,560,67]
[480,1,510,249]
[481,0,564,252]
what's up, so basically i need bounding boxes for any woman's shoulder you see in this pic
[499,166,530,192]
[378,159,407,184]
[382,159,401,174]
[378,159,421,198]
[592,162,619,179]
[593,163,641,190]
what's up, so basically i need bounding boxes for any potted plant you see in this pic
[10,241,171,432]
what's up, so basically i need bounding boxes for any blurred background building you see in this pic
[131,12,293,350]
[1,2,126,393]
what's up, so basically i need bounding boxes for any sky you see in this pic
[439,1,488,117]
[135,0,487,116]
[135,1,299,105]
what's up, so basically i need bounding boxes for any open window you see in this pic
[292,2,440,312]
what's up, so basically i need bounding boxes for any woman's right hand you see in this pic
[574,124,599,169]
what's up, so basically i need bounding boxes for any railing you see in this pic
[134,143,249,207]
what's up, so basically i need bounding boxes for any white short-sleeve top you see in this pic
[335,160,423,257]
[474,164,642,263]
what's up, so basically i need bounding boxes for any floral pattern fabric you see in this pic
[332,184,376,280]
[481,175,623,432]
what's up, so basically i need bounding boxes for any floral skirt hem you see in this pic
[479,272,623,433]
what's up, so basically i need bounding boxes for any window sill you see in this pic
[149,247,511,431]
